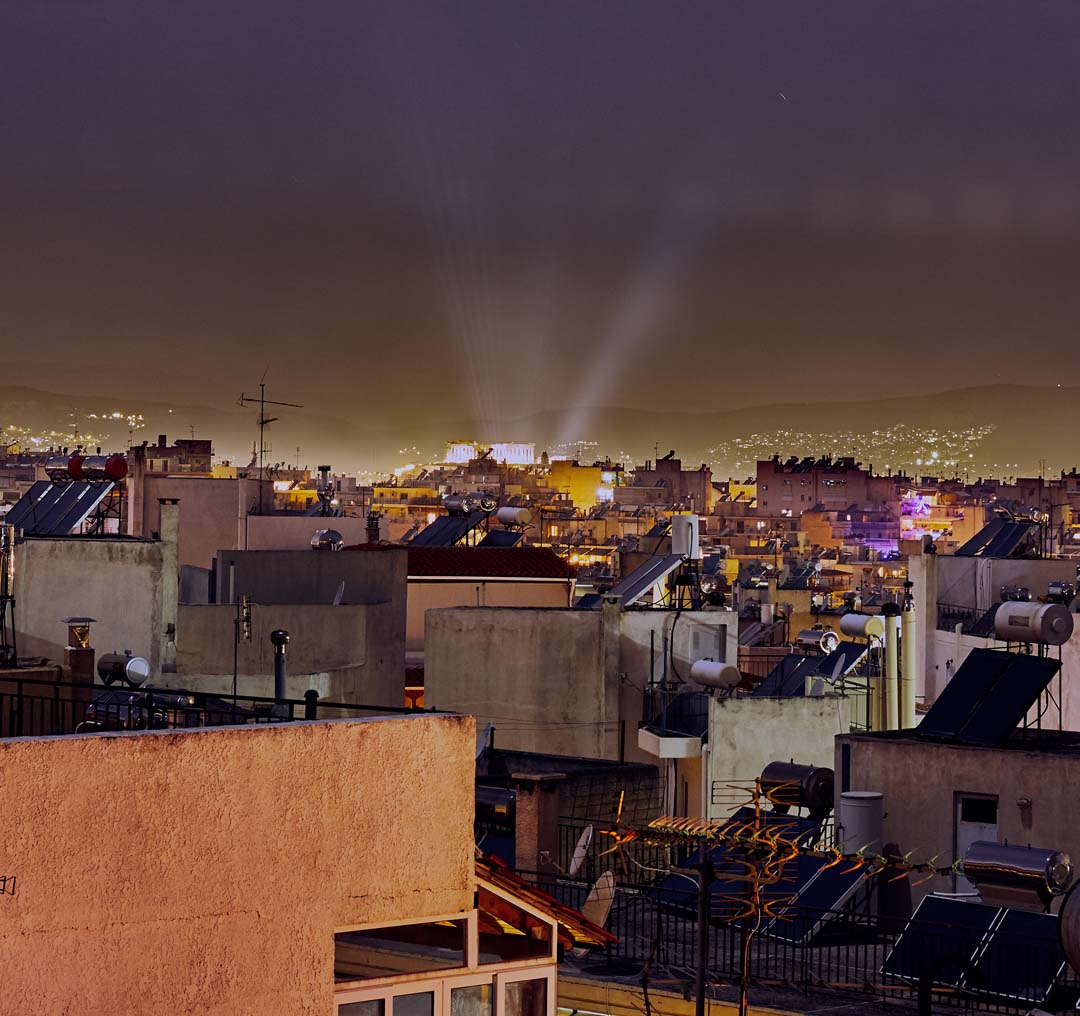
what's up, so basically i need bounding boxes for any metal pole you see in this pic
[882,602,900,730]
[900,582,917,729]
[694,859,714,1016]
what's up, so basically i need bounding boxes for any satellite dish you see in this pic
[580,870,616,930]
[568,825,594,877]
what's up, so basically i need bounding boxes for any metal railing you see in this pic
[532,871,1078,1013]
[936,602,998,637]
[0,673,427,740]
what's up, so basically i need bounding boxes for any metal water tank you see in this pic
[310,529,344,552]
[97,652,150,687]
[1060,883,1080,972]
[45,455,73,484]
[962,841,1072,911]
[838,791,884,855]
[993,601,1074,645]
[840,613,886,640]
[104,453,129,481]
[689,659,741,690]
[760,761,834,818]
[796,628,840,654]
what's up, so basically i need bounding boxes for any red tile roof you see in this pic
[476,853,617,947]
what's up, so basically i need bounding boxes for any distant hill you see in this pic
[1,383,1077,477]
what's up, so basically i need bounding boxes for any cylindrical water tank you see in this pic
[962,841,1072,911]
[760,761,834,817]
[475,494,498,513]
[761,602,775,625]
[689,659,741,690]
[796,628,840,653]
[66,454,86,481]
[496,507,530,526]
[1060,884,1080,972]
[97,652,150,687]
[81,455,110,482]
[310,529,344,551]
[45,455,73,483]
[839,791,884,855]
[840,613,886,640]
[993,601,1074,645]
[104,453,128,481]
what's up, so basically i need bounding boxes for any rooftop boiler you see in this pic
[993,601,1074,646]
[962,841,1072,912]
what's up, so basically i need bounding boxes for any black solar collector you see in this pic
[919,648,1061,745]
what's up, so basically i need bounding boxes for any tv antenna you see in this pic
[238,381,304,513]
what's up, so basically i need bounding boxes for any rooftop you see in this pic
[839,727,1080,756]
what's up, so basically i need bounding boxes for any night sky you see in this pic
[3,2,1080,432]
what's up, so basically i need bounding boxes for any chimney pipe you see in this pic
[900,582,917,729]
[366,510,381,544]
[270,629,290,702]
[882,602,900,731]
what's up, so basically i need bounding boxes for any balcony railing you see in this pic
[531,869,1079,1013]
[936,602,998,637]
[0,673,425,740]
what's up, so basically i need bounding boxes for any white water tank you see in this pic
[761,602,775,624]
[840,613,886,640]
[993,601,1074,645]
[839,791,884,855]
[671,514,701,559]
[689,659,741,690]
[496,507,530,526]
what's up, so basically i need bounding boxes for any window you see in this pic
[504,979,546,1016]
[451,983,492,1016]
[960,796,998,824]
[340,1002,385,1016]
[335,920,468,982]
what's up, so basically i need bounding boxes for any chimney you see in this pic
[157,434,167,447]
[62,617,96,685]
[270,629,290,703]
[366,510,381,544]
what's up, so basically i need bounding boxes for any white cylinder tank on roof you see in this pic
[689,659,741,690]
[993,601,1074,645]
[840,613,886,640]
[839,791,884,856]
[496,506,530,526]
[671,514,701,559]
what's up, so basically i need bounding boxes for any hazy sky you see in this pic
[3,2,1080,430]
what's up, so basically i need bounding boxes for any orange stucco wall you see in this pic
[0,714,475,1015]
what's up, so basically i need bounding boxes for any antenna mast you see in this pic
[238,382,304,514]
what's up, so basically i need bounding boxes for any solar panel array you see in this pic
[4,480,115,536]
[919,648,1061,745]
[409,509,490,548]
[607,553,685,606]
[955,519,1039,558]
[881,895,1065,1005]
[752,641,868,698]
[752,655,818,697]
[477,529,524,548]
